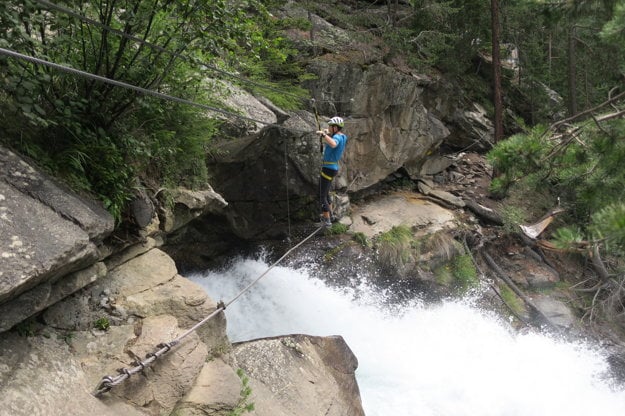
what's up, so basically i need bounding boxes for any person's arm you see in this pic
[322,132,338,148]
[316,130,338,148]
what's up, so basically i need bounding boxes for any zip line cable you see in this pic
[0,46,349,138]
[1,46,351,226]
[93,224,323,396]
[0,47,312,133]
[33,0,306,101]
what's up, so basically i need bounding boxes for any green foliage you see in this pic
[500,205,527,235]
[590,204,625,250]
[498,284,525,316]
[13,319,36,337]
[274,16,312,32]
[490,117,625,260]
[488,125,548,175]
[514,0,624,117]
[226,5,312,110]
[375,225,414,267]
[249,81,308,110]
[487,124,549,195]
[406,0,491,73]
[600,1,625,66]
[352,232,370,248]
[434,252,478,293]
[325,222,349,235]
[551,226,585,250]
[377,225,413,245]
[123,96,220,190]
[452,254,479,291]
[229,368,254,416]
[94,317,110,331]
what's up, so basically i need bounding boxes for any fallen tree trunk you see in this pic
[483,252,559,331]
[464,199,504,225]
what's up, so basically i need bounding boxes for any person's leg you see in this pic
[319,168,336,224]
[319,176,332,216]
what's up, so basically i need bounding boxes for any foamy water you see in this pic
[189,257,625,416]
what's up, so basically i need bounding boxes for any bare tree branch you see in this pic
[550,89,625,130]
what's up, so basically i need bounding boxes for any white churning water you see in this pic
[189,257,625,416]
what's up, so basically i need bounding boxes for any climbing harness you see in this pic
[320,170,334,181]
[92,225,323,396]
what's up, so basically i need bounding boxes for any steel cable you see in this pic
[93,224,323,396]
[0,47,316,134]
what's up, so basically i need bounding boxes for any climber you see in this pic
[315,116,347,227]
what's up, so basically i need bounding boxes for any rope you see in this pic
[0,46,350,140]
[0,48,264,124]
[93,225,323,396]
[311,98,324,154]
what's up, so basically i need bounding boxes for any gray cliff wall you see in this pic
[0,147,114,332]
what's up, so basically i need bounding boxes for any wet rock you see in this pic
[230,334,364,416]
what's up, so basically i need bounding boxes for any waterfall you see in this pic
[189,256,625,416]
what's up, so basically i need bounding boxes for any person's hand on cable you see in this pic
[315,129,329,135]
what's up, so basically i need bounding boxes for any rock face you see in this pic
[350,191,457,238]
[0,147,114,332]
[230,334,365,416]
[206,124,320,240]
[173,357,243,416]
[0,330,148,416]
[306,61,451,189]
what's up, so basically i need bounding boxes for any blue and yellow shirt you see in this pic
[322,133,347,171]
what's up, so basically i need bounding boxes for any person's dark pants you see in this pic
[319,167,337,214]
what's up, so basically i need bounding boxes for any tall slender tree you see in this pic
[491,0,504,143]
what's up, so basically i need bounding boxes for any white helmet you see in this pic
[327,116,344,128]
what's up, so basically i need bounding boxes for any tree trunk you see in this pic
[567,24,578,116]
[491,0,504,143]
[387,0,398,26]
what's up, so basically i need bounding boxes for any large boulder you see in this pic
[0,146,114,332]
[173,358,244,416]
[306,61,450,190]
[229,334,365,416]
[206,79,279,137]
[0,329,148,416]
[206,122,320,239]
[205,61,455,238]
